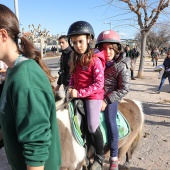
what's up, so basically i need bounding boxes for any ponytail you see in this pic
[20,36,56,94]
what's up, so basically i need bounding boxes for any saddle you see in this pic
[70,99,87,146]
[69,98,130,147]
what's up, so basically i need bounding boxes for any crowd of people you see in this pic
[0,3,170,170]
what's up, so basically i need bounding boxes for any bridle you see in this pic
[56,98,73,111]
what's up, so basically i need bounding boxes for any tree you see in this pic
[105,0,170,77]
[147,26,170,50]
[135,22,170,50]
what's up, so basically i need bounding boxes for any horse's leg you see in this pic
[76,159,87,170]
[118,99,144,170]
[118,142,133,170]
[125,151,132,163]
[119,140,132,160]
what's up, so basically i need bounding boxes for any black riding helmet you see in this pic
[67,21,95,38]
[67,21,95,52]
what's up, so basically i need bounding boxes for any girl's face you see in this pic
[71,35,89,54]
[102,43,115,61]
[167,53,170,58]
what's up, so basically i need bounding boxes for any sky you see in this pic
[1,0,169,40]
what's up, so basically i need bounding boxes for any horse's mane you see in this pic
[55,89,66,110]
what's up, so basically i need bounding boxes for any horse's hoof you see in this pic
[119,162,131,170]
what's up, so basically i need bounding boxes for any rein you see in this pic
[56,98,73,111]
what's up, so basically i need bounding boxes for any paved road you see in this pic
[43,56,60,77]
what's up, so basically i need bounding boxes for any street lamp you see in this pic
[104,22,112,30]
[14,0,19,20]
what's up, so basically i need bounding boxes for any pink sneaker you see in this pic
[109,159,118,170]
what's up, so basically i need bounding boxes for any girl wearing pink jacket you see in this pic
[67,21,105,170]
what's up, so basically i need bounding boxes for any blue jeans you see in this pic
[158,73,170,91]
[105,102,118,157]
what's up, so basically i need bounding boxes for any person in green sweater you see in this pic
[0,4,61,170]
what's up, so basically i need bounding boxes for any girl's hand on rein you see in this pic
[68,88,73,94]
[70,89,78,98]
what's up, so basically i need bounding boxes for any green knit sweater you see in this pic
[0,59,61,170]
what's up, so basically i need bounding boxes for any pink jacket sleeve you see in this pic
[77,57,104,98]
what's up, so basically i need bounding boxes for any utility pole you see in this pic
[14,0,19,20]
[104,22,112,30]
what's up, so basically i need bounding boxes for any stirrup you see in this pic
[90,155,104,170]
[95,154,104,166]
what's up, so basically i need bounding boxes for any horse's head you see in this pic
[55,89,86,169]
[55,88,67,110]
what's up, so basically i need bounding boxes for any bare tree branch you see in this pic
[120,0,144,29]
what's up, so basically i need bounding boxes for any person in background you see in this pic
[160,48,163,57]
[0,4,61,170]
[96,30,130,170]
[55,35,72,92]
[151,48,154,61]
[124,45,132,70]
[156,52,170,94]
[67,21,105,170]
[124,45,131,58]
[152,47,160,66]
[130,45,140,80]
[0,61,8,96]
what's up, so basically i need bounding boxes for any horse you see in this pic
[56,89,144,170]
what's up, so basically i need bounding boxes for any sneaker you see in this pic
[109,159,119,170]
[155,90,160,94]
[131,77,136,80]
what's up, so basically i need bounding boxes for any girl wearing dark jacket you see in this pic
[96,30,130,170]
[156,52,170,93]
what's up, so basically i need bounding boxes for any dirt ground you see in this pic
[120,56,170,170]
[0,55,170,170]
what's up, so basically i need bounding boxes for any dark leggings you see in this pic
[105,102,118,157]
